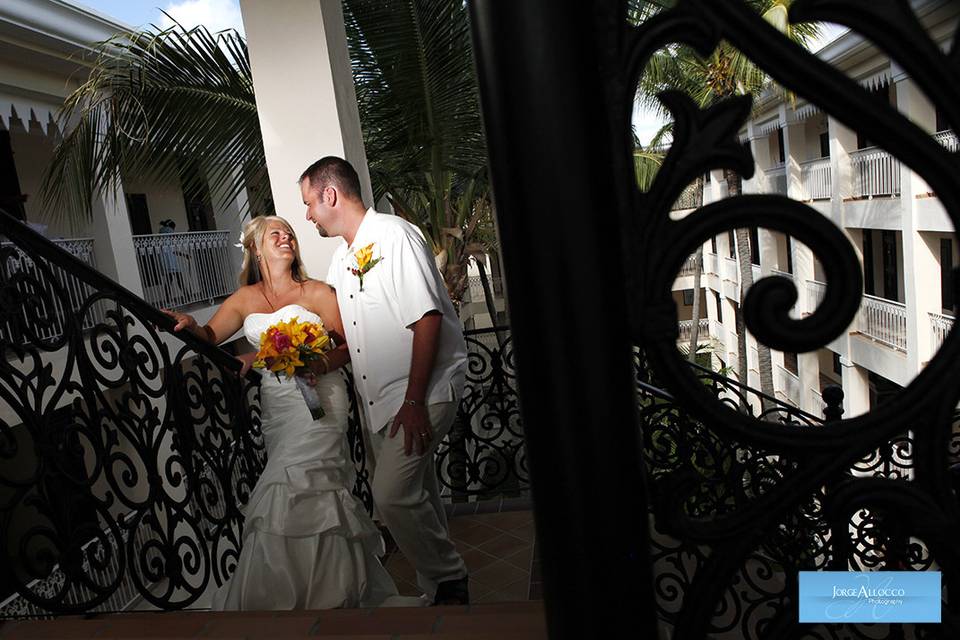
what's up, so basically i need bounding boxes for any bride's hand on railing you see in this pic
[161,309,202,338]
[236,351,256,376]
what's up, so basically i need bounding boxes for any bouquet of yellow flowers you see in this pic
[253,316,333,418]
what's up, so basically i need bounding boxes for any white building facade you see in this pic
[671,0,959,418]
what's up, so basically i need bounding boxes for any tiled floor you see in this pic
[383,510,540,604]
[0,602,548,638]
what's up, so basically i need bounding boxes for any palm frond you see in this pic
[41,23,267,227]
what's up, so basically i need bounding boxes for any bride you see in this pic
[164,215,417,610]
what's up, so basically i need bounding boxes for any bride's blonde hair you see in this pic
[238,216,309,286]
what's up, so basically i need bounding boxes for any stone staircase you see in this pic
[0,602,547,639]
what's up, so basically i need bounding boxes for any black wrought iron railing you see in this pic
[0,211,265,617]
[4,206,941,625]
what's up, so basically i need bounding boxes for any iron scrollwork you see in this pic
[0,214,265,616]
[623,1,960,638]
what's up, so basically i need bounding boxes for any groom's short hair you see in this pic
[299,157,363,203]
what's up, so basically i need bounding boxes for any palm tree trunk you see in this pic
[687,177,705,362]
[687,246,704,361]
[476,258,505,349]
[726,168,775,411]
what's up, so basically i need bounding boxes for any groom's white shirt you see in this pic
[326,208,467,432]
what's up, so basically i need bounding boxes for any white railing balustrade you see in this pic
[929,311,954,353]
[770,268,794,280]
[933,129,958,153]
[705,252,719,277]
[764,164,787,195]
[678,255,699,277]
[671,181,703,211]
[851,147,901,198]
[678,318,710,343]
[859,294,907,351]
[0,238,103,342]
[710,320,724,349]
[811,388,827,416]
[776,364,801,406]
[722,257,739,283]
[806,280,827,314]
[134,231,236,310]
[466,275,504,302]
[800,158,832,200]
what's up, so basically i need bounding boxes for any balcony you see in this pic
[467,274,504,299]
[933,129,958,152]
[0,237,104,342]
[133,231,237,310]
[721,257,738,283]
[671,181,703,211]
[929,311,953,353]
[859,294,907,351]
[775,364,800,406]
[799,157,832,201]
[851,147,901,198]
[678,318,710,343]
[677,254,698,277]
[763,164,787,195]
[805,279,827,314]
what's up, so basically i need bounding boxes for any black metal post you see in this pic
[468,2,657,637]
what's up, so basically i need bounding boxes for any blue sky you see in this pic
[69,0,846,148]
[69,0,244,34]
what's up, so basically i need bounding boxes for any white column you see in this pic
[210,167,252,274]
[239,0,371,279]
[91,182,143,296]
[841,359,871,418]
[744,121,773,195]
[828,115,857,226]
[894,72,939,371]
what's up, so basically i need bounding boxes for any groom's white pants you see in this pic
[368,401,467,598]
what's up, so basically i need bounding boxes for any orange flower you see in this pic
[253,316,332,380]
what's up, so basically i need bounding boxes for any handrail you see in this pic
[0,210,241,373]
[685,359,824,424]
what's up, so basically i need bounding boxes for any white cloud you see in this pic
[158,0,245,36]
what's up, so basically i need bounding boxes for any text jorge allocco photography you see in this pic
[799,571,941,624]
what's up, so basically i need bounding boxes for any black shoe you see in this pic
[433,575,470,606]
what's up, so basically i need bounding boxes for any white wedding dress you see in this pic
[212,304,413,610]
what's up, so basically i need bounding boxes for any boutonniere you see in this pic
[348,243,382,291]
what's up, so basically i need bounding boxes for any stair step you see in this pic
[0,602,547,639]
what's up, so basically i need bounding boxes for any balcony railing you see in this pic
[677,254,698,277]
[704,252,718,277]
[776,364,801,407]
[466,274,504,302]
[764,164,787,195]
[799,157,832,200]
[678,318,710,342]
[721,257,738,283]
[133,231,236,310]
[770,268,793,280]
[806,279,827,314]
[929,311,953,353]
[671,181,703,211]
[859,294,907,351]
[0,237,104,342]
[933,129,958,152]
[811,388,826,415]
[851,147,901,198]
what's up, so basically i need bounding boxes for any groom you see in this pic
[300,156,469,605]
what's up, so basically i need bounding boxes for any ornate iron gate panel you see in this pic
[471,0,958,638]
